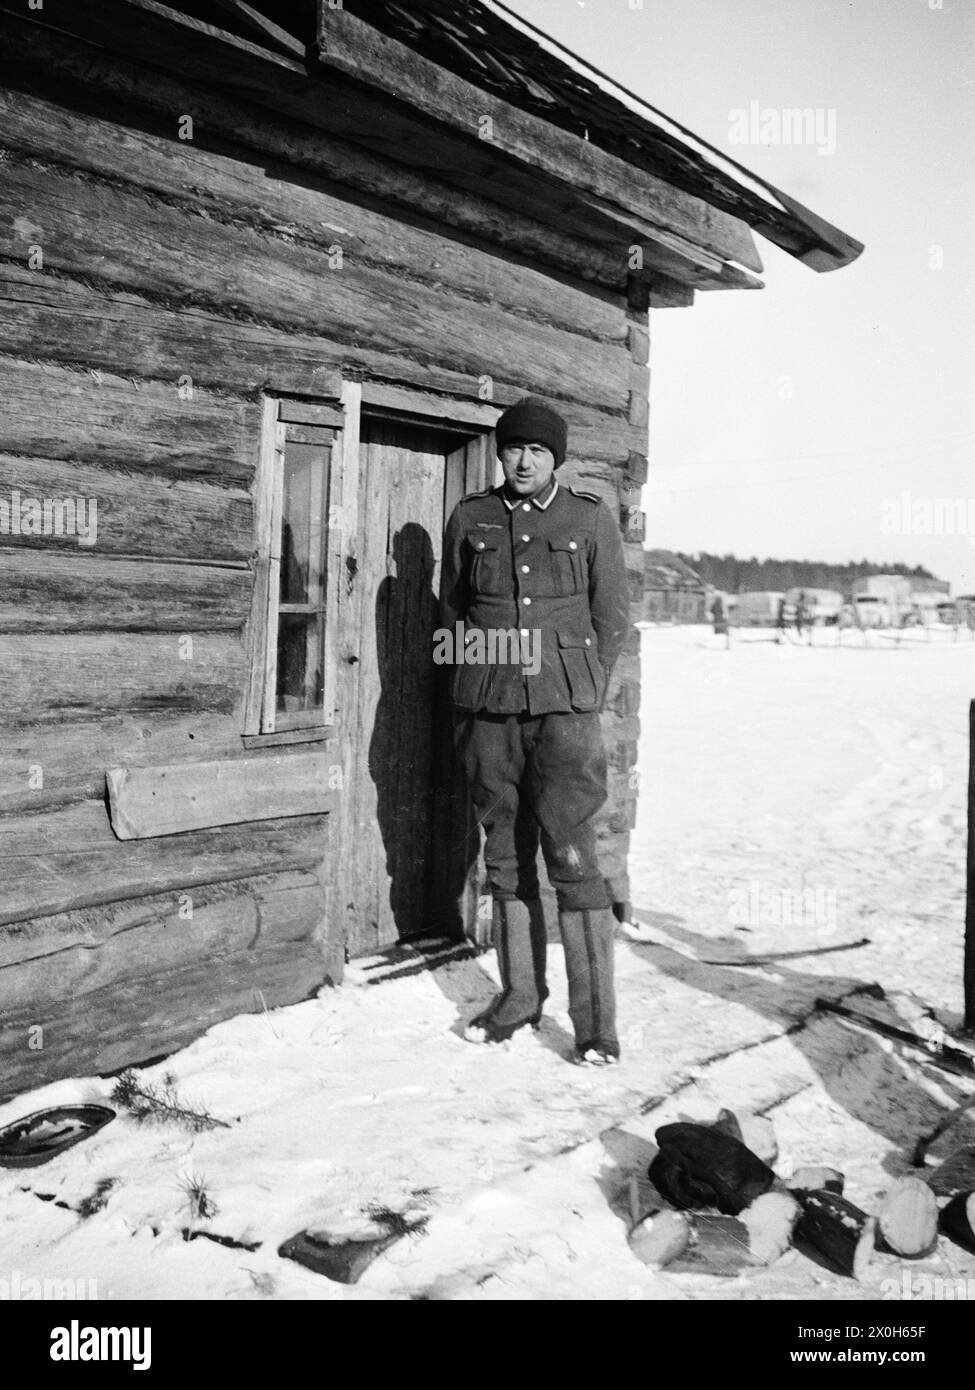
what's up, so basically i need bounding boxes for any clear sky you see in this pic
[508,0,975,594]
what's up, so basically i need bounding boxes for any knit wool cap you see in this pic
[495,396,568,467]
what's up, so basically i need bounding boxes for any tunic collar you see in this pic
[500,477,559,511]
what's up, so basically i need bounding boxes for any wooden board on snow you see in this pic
[343,936,478,986]
[815,996,975,1081]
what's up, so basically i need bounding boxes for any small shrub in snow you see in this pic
[181,1171,218,1222]
[110,1069,230,1133]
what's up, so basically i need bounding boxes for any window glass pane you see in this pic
[275,613,324,716]
[280,443,329,605]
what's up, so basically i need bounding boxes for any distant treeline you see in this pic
[682,554,938,596]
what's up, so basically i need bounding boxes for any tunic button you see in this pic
[522,597,531,606]
[521,565,530,573]
[585,638,591,646]
[569,541,578,551]
[476,541,485,549]
[520,628,529,636]
[522,503,531,512]
[521,534,530,542]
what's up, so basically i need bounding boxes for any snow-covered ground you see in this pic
[2,625,974,1301]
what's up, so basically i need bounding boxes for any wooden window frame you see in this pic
[244,383,361,744]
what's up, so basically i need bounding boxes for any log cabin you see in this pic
[642,551,709,625]
[0,0,862,1100]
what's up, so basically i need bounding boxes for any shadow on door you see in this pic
[350,414,490,956]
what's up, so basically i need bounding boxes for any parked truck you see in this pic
[734,591,785,626]
[852,575,914,628]
[784,587,844,625]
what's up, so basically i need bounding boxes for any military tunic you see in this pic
[440,477,629,713]
[439,477,630,911]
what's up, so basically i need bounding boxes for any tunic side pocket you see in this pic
[557,630,599,710]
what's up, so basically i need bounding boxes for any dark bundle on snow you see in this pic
[649,1121,776,1215]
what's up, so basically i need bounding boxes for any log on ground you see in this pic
[794,1189,876,1280]
[938,1191,975,1254]
[876,1177,939,1258]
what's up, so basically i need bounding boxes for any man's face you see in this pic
[500,441,556,497]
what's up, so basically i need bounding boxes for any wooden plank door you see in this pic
[347,417,487,956]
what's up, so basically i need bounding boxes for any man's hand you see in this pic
[597,664,613,714]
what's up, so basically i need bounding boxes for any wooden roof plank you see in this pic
[377,0,863,273]
[0,0,314,100]
[315,5,764,275]
[208,0,307,59]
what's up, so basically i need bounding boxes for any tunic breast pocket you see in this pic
[467,533,506,596]
[547,537,587,595]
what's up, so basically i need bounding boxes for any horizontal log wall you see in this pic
[0,449,252,561]
[0,33,647,1085]
[0,158,630,409]
[0,273,644,463]
[0,634,246,727]
[0,18,634,291]
[0,86,626,337]
[0,712,247,815]
[0,804,329,926]
[0,552,251,633]
[0,871,336,1103]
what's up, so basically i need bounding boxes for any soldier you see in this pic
[795,590,809,642]
[439,397,630,1064]
[775,594,788,644]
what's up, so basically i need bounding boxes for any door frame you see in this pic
[335,381,502,959]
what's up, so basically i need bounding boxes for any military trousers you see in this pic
[456,709,612,912]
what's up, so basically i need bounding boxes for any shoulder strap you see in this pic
[567,484,601,503]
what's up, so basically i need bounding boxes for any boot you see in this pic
[467,899,548,1043]
[526,897,548,1010]
[557,906,620,1064]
